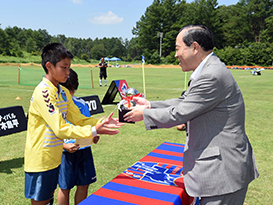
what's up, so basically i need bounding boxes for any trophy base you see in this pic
[119,109,135,124]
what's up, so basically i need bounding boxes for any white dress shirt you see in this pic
[190,52,214,82]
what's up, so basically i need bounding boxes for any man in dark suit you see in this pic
[124,25,259,205]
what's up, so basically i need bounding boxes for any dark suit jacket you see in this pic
[143,55,259,197]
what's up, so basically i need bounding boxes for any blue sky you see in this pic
[0,0,239,40]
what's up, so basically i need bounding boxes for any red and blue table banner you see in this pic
[80,142,199,205]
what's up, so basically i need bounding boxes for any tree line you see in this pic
[1,0,273,66]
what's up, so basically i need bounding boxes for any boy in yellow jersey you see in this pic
[24,43,123,205]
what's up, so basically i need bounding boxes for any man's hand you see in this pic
[123,106,145,122]
[123,97,150,122]
[96,112,124,135]
[63,143,80,153]
[132,97,151,108]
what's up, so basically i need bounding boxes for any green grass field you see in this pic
[0,65,272,204]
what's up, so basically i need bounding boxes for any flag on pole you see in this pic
[142,56,146,97]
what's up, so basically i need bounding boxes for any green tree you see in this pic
[90,43,105,60]
[4,26,22,55]
[82,38,94,58]
[245,42,273,66]
[217,4,254,48]
[9,42,23,57]
[241,0,273,42]
[132,0,163,53]
[214,46,244,65]
[261,16,273,43]
[26,37,37,53]
[105,37,126,58]
[81,53,90,62]
[126,37,143,61]
[65,37,82,57]
[161,0,187,57]
[0,28,11,55]
[38,29,52,47]
[164,51,178,64]
[149,50,161,64]
[56,34,66,44]
[187,0,222,47]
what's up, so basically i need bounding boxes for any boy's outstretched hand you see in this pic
[96,112,124,135]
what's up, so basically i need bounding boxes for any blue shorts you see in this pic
[25,166,59,201]
[58,147,96,190]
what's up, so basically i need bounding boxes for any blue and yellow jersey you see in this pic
[24,78,100,172]
[64,96,93,150]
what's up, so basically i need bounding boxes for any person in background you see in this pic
[99,57,108,86]
[124,24,259,205]
[58,68,99,205]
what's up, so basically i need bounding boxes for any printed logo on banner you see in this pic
[0,106,27,137]
[81,95,104,115]
[123,161,183,186]
[0,113,19,131]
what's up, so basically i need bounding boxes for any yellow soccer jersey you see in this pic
[24,78,100,172]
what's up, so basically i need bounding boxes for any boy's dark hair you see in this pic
[41,43,74,73]
[60,68,79,91]
[179,24,214,51]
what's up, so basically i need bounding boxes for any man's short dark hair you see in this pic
[60,68,79,91]
[41,43,74,73]
[179,25,214,51]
